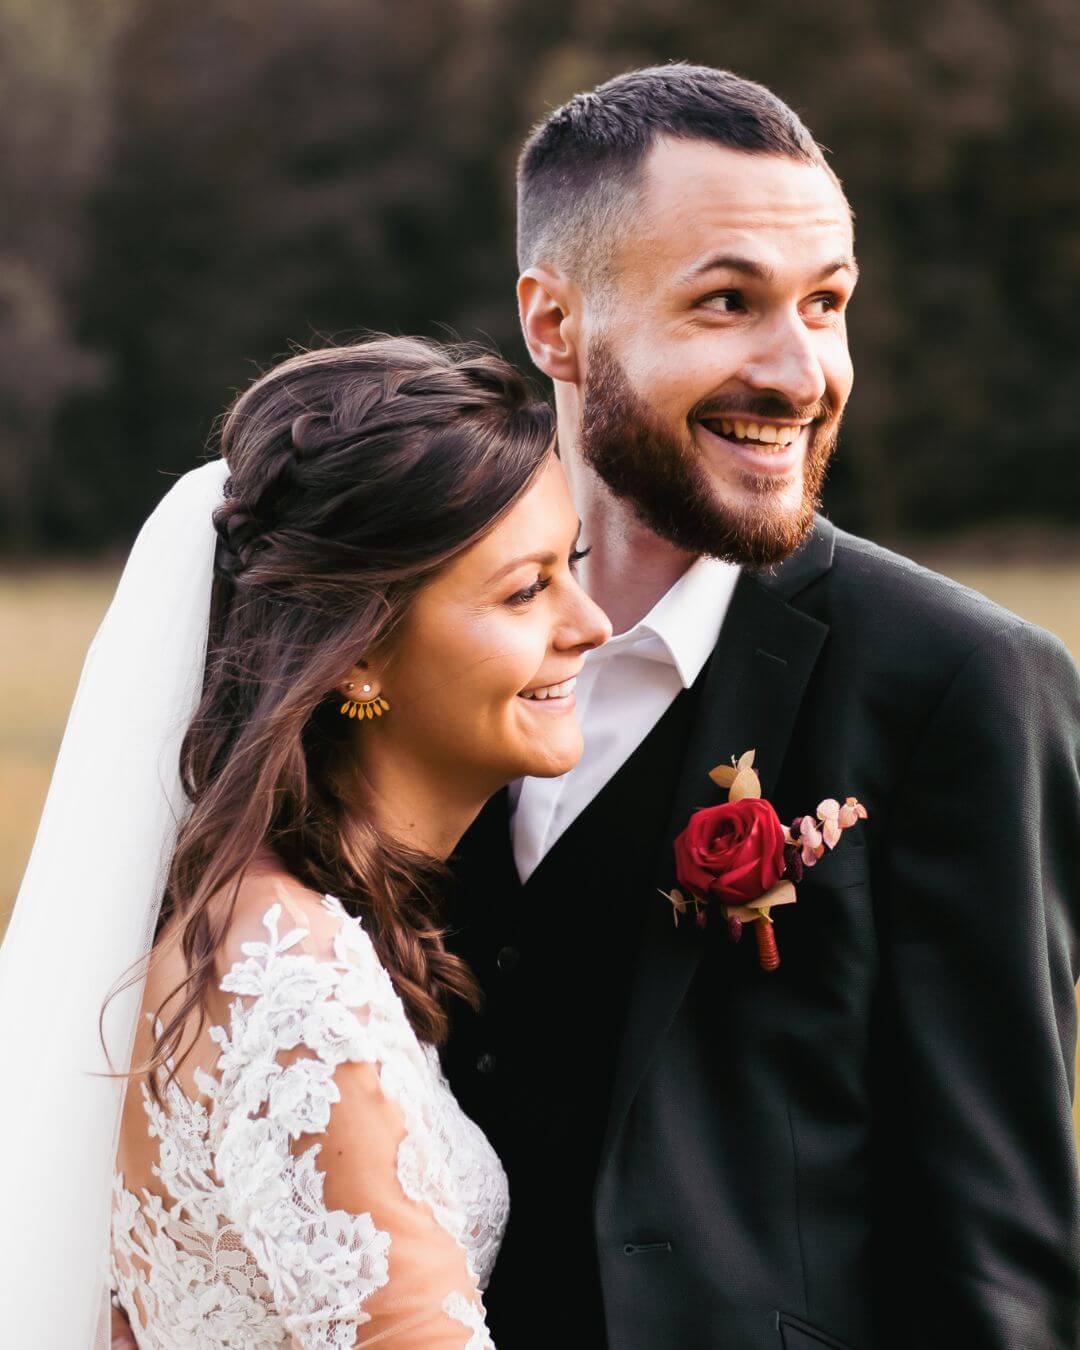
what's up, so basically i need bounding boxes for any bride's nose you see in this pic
[556,583,612,655]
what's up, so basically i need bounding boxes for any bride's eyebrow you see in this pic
[484,519,584,585]
[486,550,558,584]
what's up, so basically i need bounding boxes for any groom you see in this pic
[441,64,1080,1348]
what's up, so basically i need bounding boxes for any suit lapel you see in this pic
[594,520,835,1189]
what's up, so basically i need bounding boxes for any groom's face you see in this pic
[579,138,857,566]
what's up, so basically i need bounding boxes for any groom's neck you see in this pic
[564,455,697,635]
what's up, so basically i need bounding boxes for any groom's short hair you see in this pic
[516,63,840,298]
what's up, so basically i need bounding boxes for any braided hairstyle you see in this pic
[134,335,555,1102]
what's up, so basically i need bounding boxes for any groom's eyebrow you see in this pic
[678,253,859,286]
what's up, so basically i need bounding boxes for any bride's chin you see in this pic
[510,729,583,781]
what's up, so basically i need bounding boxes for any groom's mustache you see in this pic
[691,394,835,425]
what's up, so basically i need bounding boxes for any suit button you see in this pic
[496,945,520,974]
[476,1052,497,1075]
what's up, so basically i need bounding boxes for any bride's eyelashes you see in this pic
[505,545,592,608]
[506,576,551,606]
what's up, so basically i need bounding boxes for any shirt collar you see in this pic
[594,554,741,688]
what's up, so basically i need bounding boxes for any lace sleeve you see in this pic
[203,893,496,1349]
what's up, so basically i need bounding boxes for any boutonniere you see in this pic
[661,750,868,972]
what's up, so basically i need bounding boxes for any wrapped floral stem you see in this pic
[755,913,780,972]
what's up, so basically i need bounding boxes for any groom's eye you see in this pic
[700,291,745,314]
[804,292,843,316]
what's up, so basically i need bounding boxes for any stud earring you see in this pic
[339,677,390,721]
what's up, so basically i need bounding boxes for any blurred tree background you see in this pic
[2,0,1079,557]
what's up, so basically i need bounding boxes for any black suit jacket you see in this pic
[441,518,1080,1350]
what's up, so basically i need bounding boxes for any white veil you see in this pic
[0,457,231,1347]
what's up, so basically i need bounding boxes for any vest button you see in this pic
[496,945,520,974]
[476,1051,497,1075]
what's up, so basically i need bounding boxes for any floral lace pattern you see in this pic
[441,1290,493,1349]
[111,896,507,1347]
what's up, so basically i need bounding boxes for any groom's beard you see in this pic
[578,335,840,568]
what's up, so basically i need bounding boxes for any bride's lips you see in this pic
[517,689,576,714]
[694,418,810,477]
[516,673,579,714]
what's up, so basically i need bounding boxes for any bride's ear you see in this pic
[518,267,582,386]
[335,659,385,703]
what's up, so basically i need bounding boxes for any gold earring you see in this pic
[339,678,390,721]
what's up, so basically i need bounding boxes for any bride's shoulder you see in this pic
[205,858,407,1054]
[211,854,362,984]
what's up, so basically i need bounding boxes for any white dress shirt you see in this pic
[509,554,741,884]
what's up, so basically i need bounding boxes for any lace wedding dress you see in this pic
[110,882,508,1348]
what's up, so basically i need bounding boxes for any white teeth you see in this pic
[520,676,577,700]
[711,418,801,447]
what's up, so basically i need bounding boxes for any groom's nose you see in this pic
[736,314,828,409]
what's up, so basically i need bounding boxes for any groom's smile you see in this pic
[693,415,812,479]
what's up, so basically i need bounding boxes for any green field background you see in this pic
[2,556,1079,1144]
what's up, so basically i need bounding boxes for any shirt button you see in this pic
[476,1052,497,1075]
[496,945,520,974]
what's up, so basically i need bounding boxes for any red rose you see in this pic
[673,798,787,906]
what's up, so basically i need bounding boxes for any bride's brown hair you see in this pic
[117,335,554,1103]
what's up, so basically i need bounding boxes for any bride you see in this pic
[0,336,610,1347]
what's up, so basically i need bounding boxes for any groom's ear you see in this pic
[517,267,583,386]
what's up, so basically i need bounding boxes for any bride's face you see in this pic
[370,452,611,792]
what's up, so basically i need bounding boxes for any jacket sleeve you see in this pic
[878,618,1080,1347]
[212,892,496,1349]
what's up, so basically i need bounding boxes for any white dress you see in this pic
[110,891,509,1348]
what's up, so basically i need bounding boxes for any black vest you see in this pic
[441,664,710,1347]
